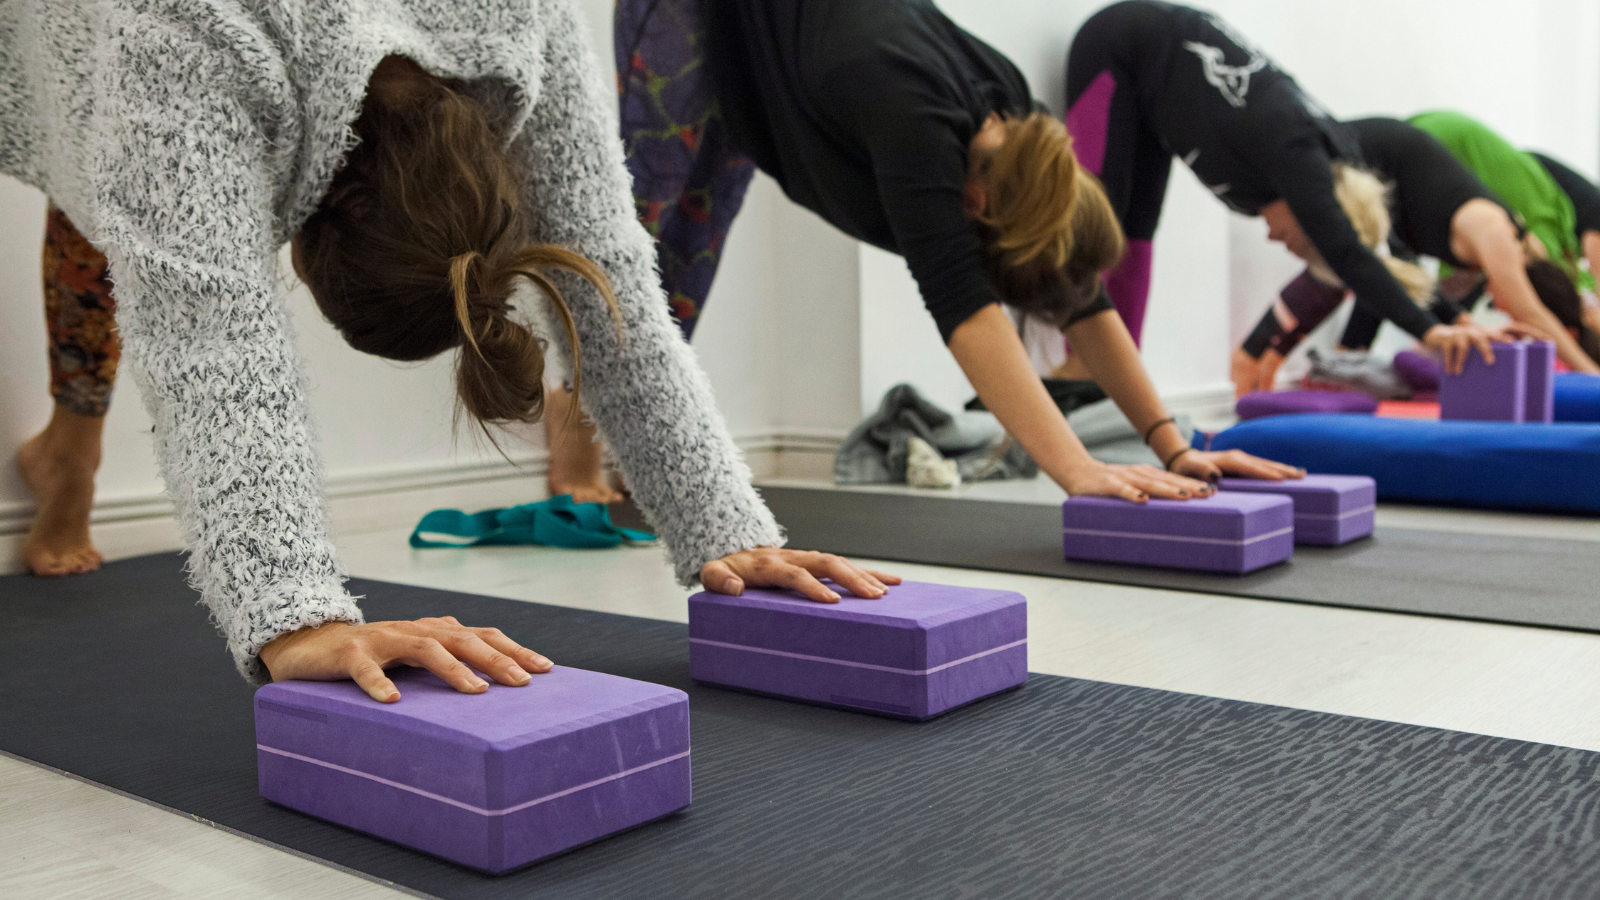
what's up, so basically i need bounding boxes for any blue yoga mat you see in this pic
[1209,414,1600,513]
[1555,373,1600,422]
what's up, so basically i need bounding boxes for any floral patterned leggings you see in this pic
[616,0,756,341]
[40,204,120,417]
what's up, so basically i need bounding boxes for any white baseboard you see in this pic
[0,432,843,575]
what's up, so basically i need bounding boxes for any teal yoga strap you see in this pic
[409,495,656,550]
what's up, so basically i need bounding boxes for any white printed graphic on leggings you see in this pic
[1183,15,1272,108]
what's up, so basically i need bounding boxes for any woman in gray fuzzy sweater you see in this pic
[2,0,894,700]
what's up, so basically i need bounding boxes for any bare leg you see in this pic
[544,385,624,505]
[1050,356,1093,380]
[17,406,105,576]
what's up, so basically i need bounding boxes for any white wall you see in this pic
[3,0,1597,561]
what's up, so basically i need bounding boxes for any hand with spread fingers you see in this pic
[1169,448,1305,484]
[1424,322,1500,374]
[1062,458,1215,503]
[258,617,552,704]
[701,548,902,603]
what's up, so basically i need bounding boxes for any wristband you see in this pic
[1163,446,1194,471]
[1142,417,1176,445]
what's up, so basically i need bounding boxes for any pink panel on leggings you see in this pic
[1065,70,1117,176]
[1104,239,1154,346]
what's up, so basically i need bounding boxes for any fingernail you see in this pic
[1178,490,1189,497]
[826,591,841,601]
[1208,473,1221,483]
[532,656,553,671]
[385,692,400,703]
[473,679,489,691]
[510,667,531,685]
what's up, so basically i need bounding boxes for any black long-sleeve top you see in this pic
[1531,152,1600,239]
[1086,1,1439,339]
[703,0,1035,341]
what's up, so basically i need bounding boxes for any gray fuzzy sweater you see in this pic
[1,0,783,680]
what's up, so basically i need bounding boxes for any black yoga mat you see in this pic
[5,554,1600,900]
[760,485,1600,635]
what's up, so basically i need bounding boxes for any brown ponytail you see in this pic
[296,57,618,438]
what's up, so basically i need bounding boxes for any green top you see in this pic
[1408,109,1590,289]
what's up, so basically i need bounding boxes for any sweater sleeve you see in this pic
[90,8,360,682]
[514,0,784,585]
[1271,141,1440,340]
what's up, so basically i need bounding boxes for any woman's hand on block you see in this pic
[1424,322,1500,374]
[1064,459,1214,503]
[1170,449,1305,483]
[701,548,902,604]
[259,617,552,704]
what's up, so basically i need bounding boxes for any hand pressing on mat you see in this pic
[702,548,902,603]
[1168,449,1305,484]
[259,617,552,703]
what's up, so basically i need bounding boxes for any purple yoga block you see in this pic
[1440,342,1528,422]
[1062,493,1294,574]
[1524,341,1555,423]
[254,666,691,873]
[688,581,1026,720]
[1236,390,1378,420]
[1216,474,1376,546]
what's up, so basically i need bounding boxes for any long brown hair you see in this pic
[296,58,617,436]
[976,113,1125,326]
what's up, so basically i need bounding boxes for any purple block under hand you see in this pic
[1393,351,1443,393]
[255,667,690,874]
[688,581,1026,720]
[1440,342,1528,422]
[1236,390,1378,420]
[1062,493,1294,574]
[1216,474,1376,546]
[1524,341,1555,424]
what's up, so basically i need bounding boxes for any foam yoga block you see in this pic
[255,667,691,873]
[1209,414,1600,513]
[1061,494,1294,574]
[1235,390,1378,420]
[1216,474,1377,546]
[1440,342,1528,422]
[1392,350,1442,393]
[688,581,1027,720]
[1555,373,1600,422]
[1524,341,1556,423]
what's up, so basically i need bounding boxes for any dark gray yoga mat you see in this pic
[4,553,1600,900]
[760,485,1600,634]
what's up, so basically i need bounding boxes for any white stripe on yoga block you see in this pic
[688,637,1028,676]
[257,746,690,817]
[1060,525,1294,546]
[1294,504,1377,522]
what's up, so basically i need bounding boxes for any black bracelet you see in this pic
[1163,446,1194,471]
[1142,417,1177,446]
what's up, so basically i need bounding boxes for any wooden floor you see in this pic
[6,481,1600,899]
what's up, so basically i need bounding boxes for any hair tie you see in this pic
[1143,417,1177,445]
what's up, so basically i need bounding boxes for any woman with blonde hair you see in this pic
[1236,116,1598,390]
[556,0,1303,509]
[7,0,901,693]
[1063,1,1503,390]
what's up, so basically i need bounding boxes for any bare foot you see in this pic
[17,428,103,577]
[549,475,625,506]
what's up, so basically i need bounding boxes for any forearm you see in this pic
[1064,310,1188,462]
[1480,246,1600,372]
[947,305,1097,486]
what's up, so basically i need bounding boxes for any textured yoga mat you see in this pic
[759,486,1600,635]
[4,553,1600,899]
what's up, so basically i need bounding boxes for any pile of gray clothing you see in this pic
[1301,348,1413,400]
[834,384,1036,488]
[835,384,1199,488]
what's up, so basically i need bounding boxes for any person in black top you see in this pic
[1238,117,1588,389]
[1062,1,1500,393]
[564,0,1304,507]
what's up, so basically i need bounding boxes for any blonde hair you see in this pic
[1317,162,1433,303]
[977,114,1125,326]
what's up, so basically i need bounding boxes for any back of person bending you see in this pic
[557,0,1303,507]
